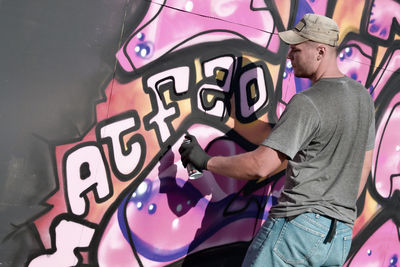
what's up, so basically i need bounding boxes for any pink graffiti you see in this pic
[116,0,275,72]
[346,220,400,266]
[278,59,296,117]
[368,0,400,40]
[31,1,400,265]
[98,125,283,266]
[371,49,400,100]
[373,92,400,199]
[28,218,95,267]
[277,58,311,118]
[307,0,329,14]
[337,41,372,86]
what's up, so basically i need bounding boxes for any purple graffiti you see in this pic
[97,125,283,266]
[337,41,372,86]
[368,0,400,40]
[370,49,400,99]
[347,220,400,266]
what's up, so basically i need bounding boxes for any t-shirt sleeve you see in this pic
[262,94,320,160]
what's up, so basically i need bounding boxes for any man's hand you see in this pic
[178,134,211,171]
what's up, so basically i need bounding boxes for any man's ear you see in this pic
[319,45,326,54]
[317,45,326,60]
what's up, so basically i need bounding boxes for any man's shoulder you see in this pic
[288,92,315,106]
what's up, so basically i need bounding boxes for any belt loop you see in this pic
[324,218,337,243]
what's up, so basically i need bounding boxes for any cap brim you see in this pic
[278,30,308,44]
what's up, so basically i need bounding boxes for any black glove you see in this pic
[179,134,211,171]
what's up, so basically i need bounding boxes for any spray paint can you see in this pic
[182,138,203,180]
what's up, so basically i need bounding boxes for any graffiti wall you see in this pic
[1,0,399,266]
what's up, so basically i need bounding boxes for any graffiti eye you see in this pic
[339,52,345,61]
[380,28,387,37]
[345,47,353,57]
[131,179,153,204]
[148,203,157,214]
[390,254,398,265]
[369,23,380,33]
[283,60,293,79]
[286,60,293,70]
[134,42,154,59]
[350,72,358,81]
[185,1,193,12]
[137,32,145,41]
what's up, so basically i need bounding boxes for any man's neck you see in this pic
[310,62,344,84]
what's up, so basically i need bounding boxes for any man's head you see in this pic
[279,14,341,81]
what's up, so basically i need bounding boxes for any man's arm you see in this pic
[206,145,287,181]
[357,149,373,198]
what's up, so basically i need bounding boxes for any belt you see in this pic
[286,215,337,243]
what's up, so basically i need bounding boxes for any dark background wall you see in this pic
[0,0,141,265]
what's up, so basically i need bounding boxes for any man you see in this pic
[179,13,375,266]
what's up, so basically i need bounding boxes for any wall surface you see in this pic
[0,0,399,266]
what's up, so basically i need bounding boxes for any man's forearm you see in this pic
[207,153,263,180]
[206,146,286,181]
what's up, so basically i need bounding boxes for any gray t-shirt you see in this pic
[262,76,375,226]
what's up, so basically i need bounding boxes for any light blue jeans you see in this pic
[242,213,353,267]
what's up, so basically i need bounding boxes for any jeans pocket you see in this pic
[341,234,352,265]
[251,217,276,250]
[273,218,325,265]
[243,217,278,266]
